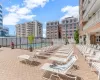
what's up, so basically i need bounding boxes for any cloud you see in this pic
[3,0,49,25]
[60,6,79,20]
[23,0,49,9]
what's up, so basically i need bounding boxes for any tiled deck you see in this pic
[0,46,98,80]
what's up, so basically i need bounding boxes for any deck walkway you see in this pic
[0,46,98,80]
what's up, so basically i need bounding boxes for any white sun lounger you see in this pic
[41,56,77,80]
[56,49,73,53]
[49,52,73,63]
[55,53,69,57]
[18,54,38,65]
[86,51,100,63]
[55,51,73,57]
[91,62,100,80]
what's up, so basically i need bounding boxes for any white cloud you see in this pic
[3,13,20,25]
[23,0,49,9]
[6,5,19,13]
[3,0,49,25]
[60,6,79,20]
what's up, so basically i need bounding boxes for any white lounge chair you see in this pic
[41,56,77,80]
[84,49,95,58]
[86,51,100,63]
[91,62,100,80]
[18,53,38,65]
[54,51,73,57]
[49,52,73,63]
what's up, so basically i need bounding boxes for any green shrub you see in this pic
[74,30,79,44]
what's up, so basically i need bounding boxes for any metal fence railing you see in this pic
[0,37,66,50]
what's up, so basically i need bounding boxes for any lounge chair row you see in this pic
[41,44,78,80]
[18,45,60,64]
[76,44,100,80]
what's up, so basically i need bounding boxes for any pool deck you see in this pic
[0,45,98,80]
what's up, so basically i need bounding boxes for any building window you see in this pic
[55,22,57,25]
[47,23,49,25]
[74,27,76,29]
[70,31,72,32]
[74,23,76,26]
[96,36,100,42]
[70,34,72,36]
[74,19,76,22]
[70,19,72,23]
[70,24,72,26]
[51,23,53,25]
[66,20,68,23]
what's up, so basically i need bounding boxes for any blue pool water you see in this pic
[16,43,51,49]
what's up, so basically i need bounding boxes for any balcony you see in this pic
[83,0,100,21]
[83,8,100,30]
[83,0,89,11]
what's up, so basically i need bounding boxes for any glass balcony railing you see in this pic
[83,8,100,30]
[83,0,97,19]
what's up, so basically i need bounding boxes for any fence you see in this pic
[0,37,66,50]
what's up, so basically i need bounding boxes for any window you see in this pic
[74,27,76,29]
[96,36,100,42]
[51,23,53,25]
[70,30,72,32]
[55,22,57,25]
[74,23,76,26]
[74,19,76,22]
[66,20,68,23]
[70,19,72,23]
[70,34,72,36]
[70,24,72,26]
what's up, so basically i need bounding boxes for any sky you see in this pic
[1,0,79,37]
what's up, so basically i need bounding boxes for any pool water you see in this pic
[16,43,51,49]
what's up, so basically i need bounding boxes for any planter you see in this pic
[29,46,33,52]
[11,46,14,49]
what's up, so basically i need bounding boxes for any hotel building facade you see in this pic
[16,21,43,37]
[46,21,61,39]
[61,17,79,39]
[79,0,100,44]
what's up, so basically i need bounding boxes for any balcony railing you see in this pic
[83,8,100,30]
[83,0,97,19]
[83,0,89,11]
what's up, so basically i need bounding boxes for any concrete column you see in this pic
[86,33,90,45]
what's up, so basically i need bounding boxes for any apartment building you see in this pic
[79,0,100,44]
[61,17,79,39]
[0,4,2,27]
[46,21,61,39]
[16,21,42,37]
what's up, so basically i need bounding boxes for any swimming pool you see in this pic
[16,43,51,49]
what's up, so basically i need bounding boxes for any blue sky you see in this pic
[2,0,79,37]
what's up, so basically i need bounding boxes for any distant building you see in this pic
[46,21,61,39]
[0,27,9,37]
[0,4,2,27]
[61,17,79,39]
[16,21,43,37]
